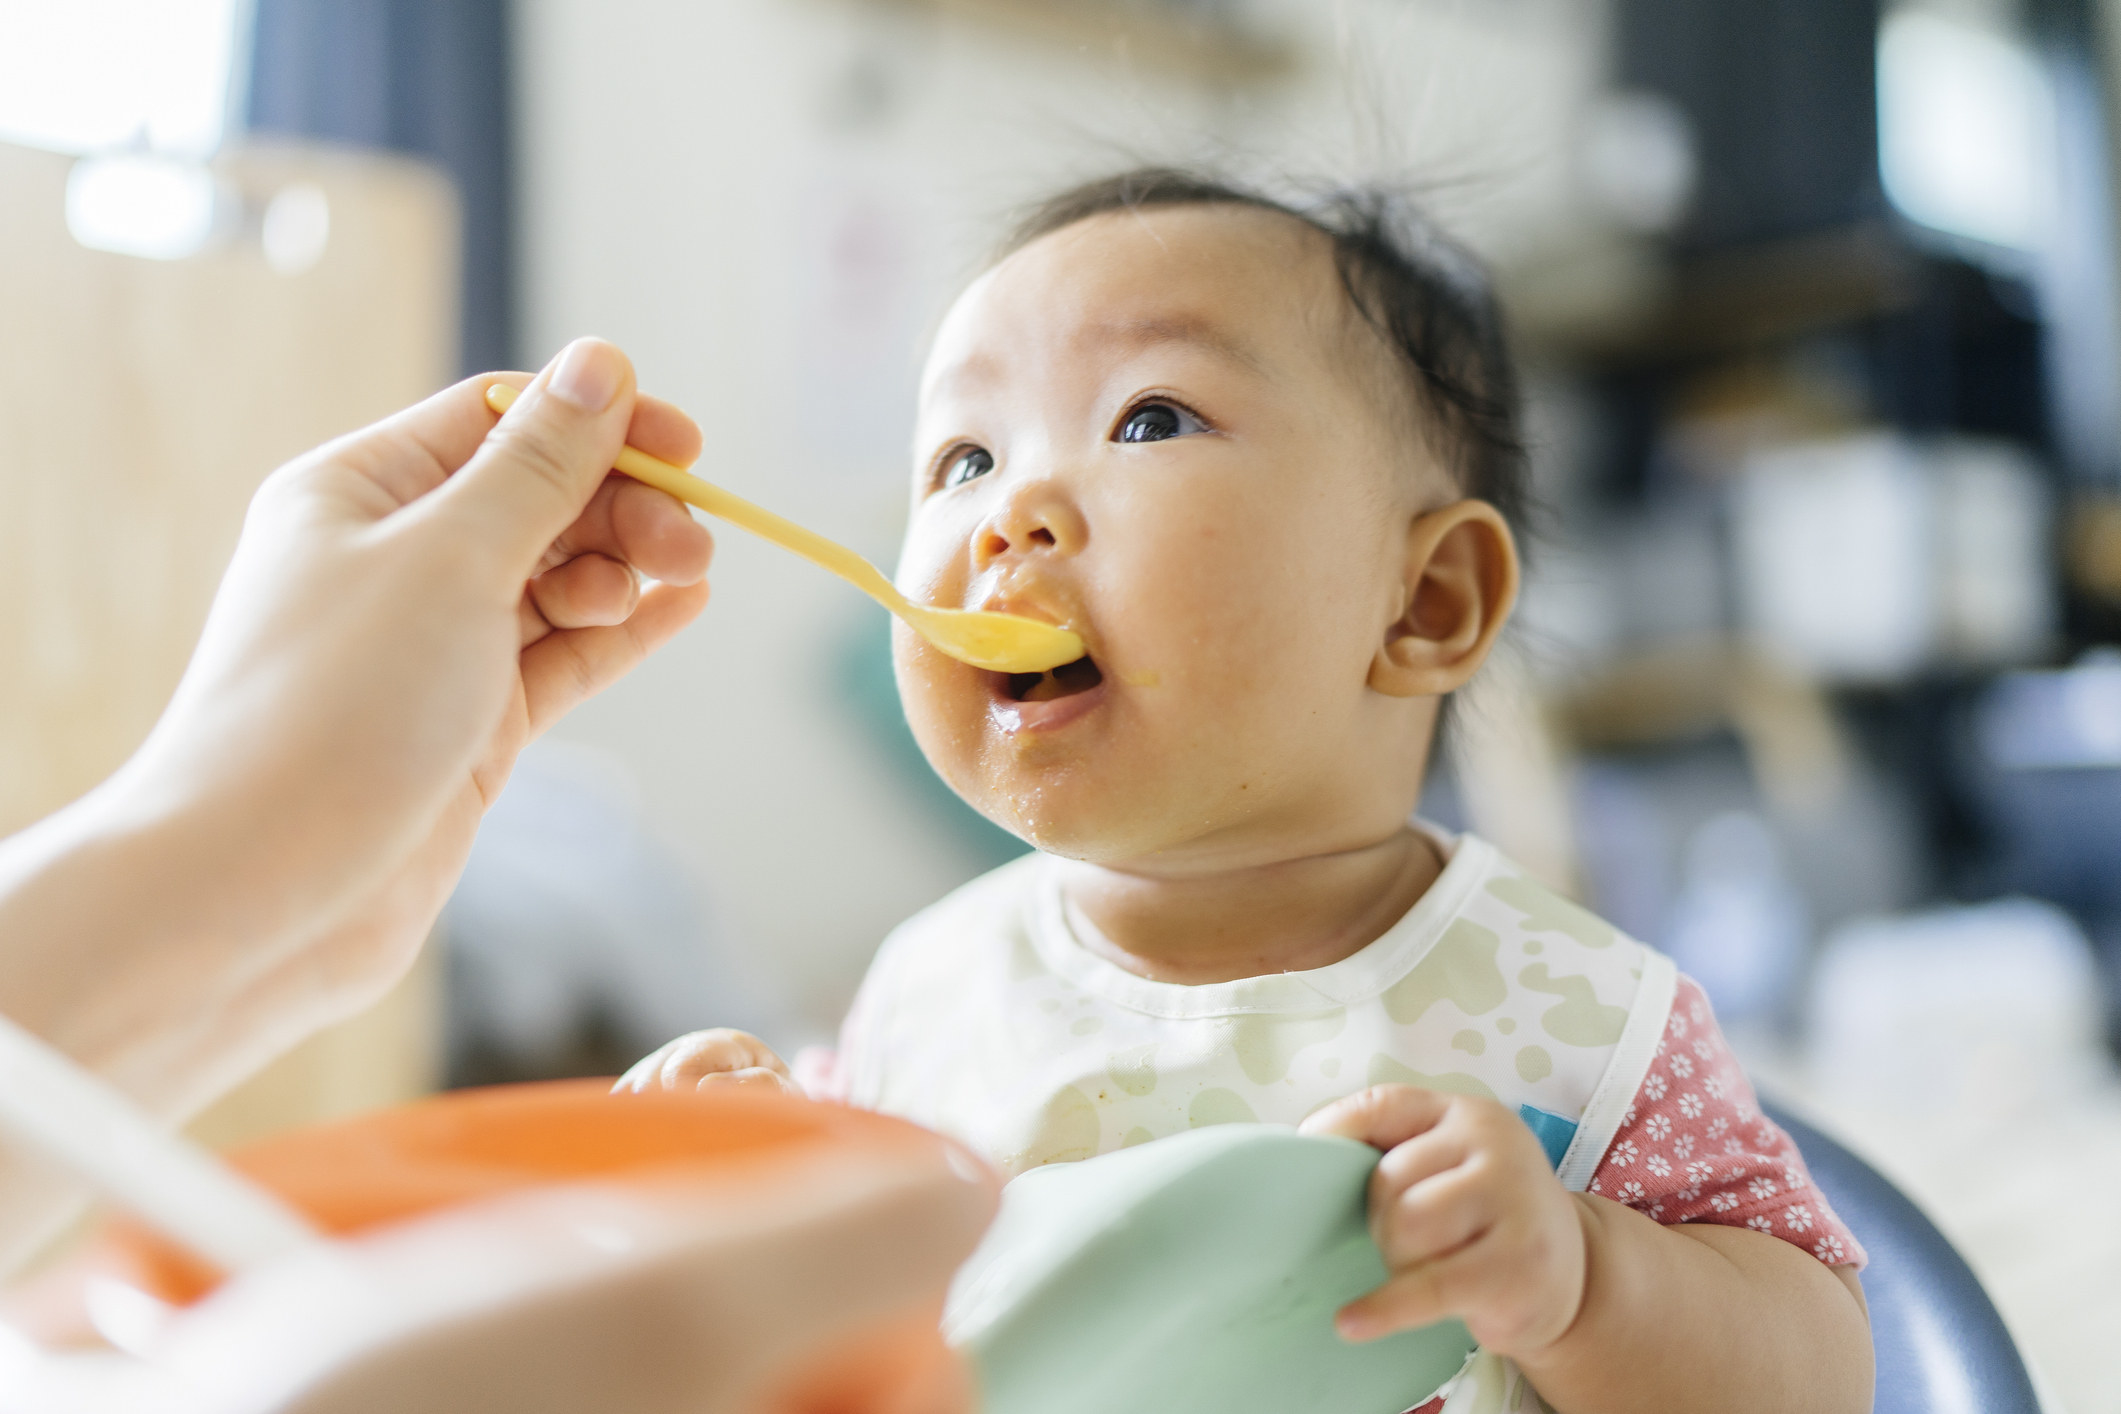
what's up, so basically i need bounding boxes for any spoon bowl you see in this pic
[484,383,1086,675]
[894,604,1086,675]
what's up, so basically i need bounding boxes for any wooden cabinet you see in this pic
[0,138,457,1146]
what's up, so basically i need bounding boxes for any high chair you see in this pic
[1761,1101,2045,1414]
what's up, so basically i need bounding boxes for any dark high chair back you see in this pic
[1763,1101,2045,1414]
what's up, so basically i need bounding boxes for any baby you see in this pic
[622,169,1873,1412]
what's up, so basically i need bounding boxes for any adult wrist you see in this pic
[0,780,289,1108]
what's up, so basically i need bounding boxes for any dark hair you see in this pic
[998,167,1530,537]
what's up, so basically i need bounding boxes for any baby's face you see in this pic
[897,206,1451,867]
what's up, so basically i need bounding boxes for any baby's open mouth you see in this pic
[1005,654,1103,703]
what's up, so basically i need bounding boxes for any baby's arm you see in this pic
[613,1029,802,1096]
[1302,1086,1871,1414]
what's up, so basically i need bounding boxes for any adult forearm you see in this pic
[0,786,297,1101]
[0,790,293,1267]
[1516,1197,1872,1414]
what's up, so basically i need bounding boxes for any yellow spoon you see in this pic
[485,382,1085,674]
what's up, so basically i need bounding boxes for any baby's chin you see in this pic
[968,801,1105,862]
[966,786,1228,867]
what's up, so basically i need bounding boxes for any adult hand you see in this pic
[0,338,710,1124]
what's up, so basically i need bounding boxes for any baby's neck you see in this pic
[1058,827,1444,985]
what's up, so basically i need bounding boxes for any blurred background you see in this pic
[4,0,2120,1404]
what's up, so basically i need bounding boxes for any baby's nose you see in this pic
[977,520,1055,560]
[974,479,1086,565]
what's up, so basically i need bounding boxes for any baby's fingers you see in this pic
[614,1044,680,1093]
[656,1029,791,1088]
[612,1029,786,1094]
[1336,1243,1487,1342]
[1376,1164,1494,1270]
[520,579,711,738]
[697,1066,804,1096]
[1373,1126,1469,1207]
[1301,1084,1455,1152]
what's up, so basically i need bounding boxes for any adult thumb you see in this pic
[437,337,636,566]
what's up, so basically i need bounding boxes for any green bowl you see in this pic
[944,1125,1475,1414]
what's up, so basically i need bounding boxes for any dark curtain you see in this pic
[245,0,516,377]
[1615,0,1885,252]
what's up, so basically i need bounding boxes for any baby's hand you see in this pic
[1300,1085,1586,1357]
[613,1029,802,1096]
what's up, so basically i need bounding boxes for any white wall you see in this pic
[510,0,1609,1035]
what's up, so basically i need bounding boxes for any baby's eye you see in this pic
[943,446,995,488]
[1116,401,1209,444]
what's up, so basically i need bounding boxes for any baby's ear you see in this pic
[1368,500,1519,698]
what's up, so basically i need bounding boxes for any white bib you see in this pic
[839,829,1677,1411]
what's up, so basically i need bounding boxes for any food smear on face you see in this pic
[1120,669,1161,688]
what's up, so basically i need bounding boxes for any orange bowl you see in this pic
[108,1079,951,1306]
[58,1081,990,1414]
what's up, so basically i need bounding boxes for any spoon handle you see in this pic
[482,384,910,615]
[611,445,911,610]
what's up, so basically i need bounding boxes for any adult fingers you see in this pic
[537,474,714,588]
[527,554,640,632]
[518,579,711,738]
[476,374,698,476]
[518,594,551,649]
[432,338,639,571]
[624,394,703,471]
[603,475,711,585]
[1300,1084,1456,1153]
[284,366,699,522]
[300,375,525,512]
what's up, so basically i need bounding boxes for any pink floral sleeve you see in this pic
[1587,975,1866,1269]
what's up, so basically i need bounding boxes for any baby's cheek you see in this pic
[894,653,992,787]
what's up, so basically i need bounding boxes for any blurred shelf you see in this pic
[858,0,1300,82]
[1521,224,1928,370]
